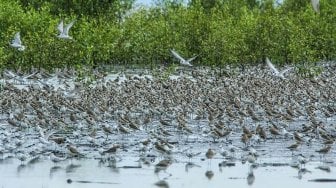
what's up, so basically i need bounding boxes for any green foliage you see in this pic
[18,0,135,21]
[0,0,335,71]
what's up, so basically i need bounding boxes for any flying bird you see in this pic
[170,49,197,66]
[10,32,25,51]
[311,0,320,13]
[266,57,292,79]
[57,20,76,39]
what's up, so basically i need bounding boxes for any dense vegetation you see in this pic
[0,0,335,71]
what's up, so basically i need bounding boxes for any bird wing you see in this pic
[266,57,279,74]
[181,61,193,66]
[170,49,186,62]
[187,55,198,62]
[4,70,17,78]
[279,67,293,75]
[64,20,75,35]
[12,32,22,45]
[311,0,320,13]
[23,71,38,79]
[57,20,64,33]
[44,130,56,139]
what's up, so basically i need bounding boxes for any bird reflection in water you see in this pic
[154,180,170,188]
[16,164,27,176]
[205,170,214,180]
[49,166,63,178]
[185,162,201,173]
[247,165,255,186]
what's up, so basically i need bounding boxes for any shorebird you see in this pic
[256,125,267,140]
[49,136,66,145]
[154,159,172,174]
[323,139,335,145]
[243,126,252,135]
[57,20,75,39]
[102,144,120,155]
[154,141,171,155]
[287,142,301,155]
[205,148,216,166]
[49,153,67,163]
[17,152,28,164]
[10,32,25,51]
[269,125,281,139]
[266,57,292,79]
[311,0,320,13]
[241,133,250,146]
[103,124,113,140]
[66,145,83,157]
[247,152,257,165]
[206,148,216,158]
[170,49,197,66]
[297,154,309,168]
[315,145,331,155]
[280,127,292,138]
[186,150,201,161]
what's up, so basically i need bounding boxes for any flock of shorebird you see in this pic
[1,0,334,185]
[0,59,334,182]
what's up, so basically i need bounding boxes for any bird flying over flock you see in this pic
[9,0,321,72]
[10,20,76,51]
[57,20,76,39]
[170,49,197,66]
[10,32,25,51]
[266,57,293,79]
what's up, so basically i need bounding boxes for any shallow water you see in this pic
[1,155,336,188]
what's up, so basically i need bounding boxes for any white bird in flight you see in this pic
[170,49,197,66]
[266,57,292,79]
[4,70,37,83]
[10,32,25,51]
[311,0,320,13]
[57,20,75,39]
